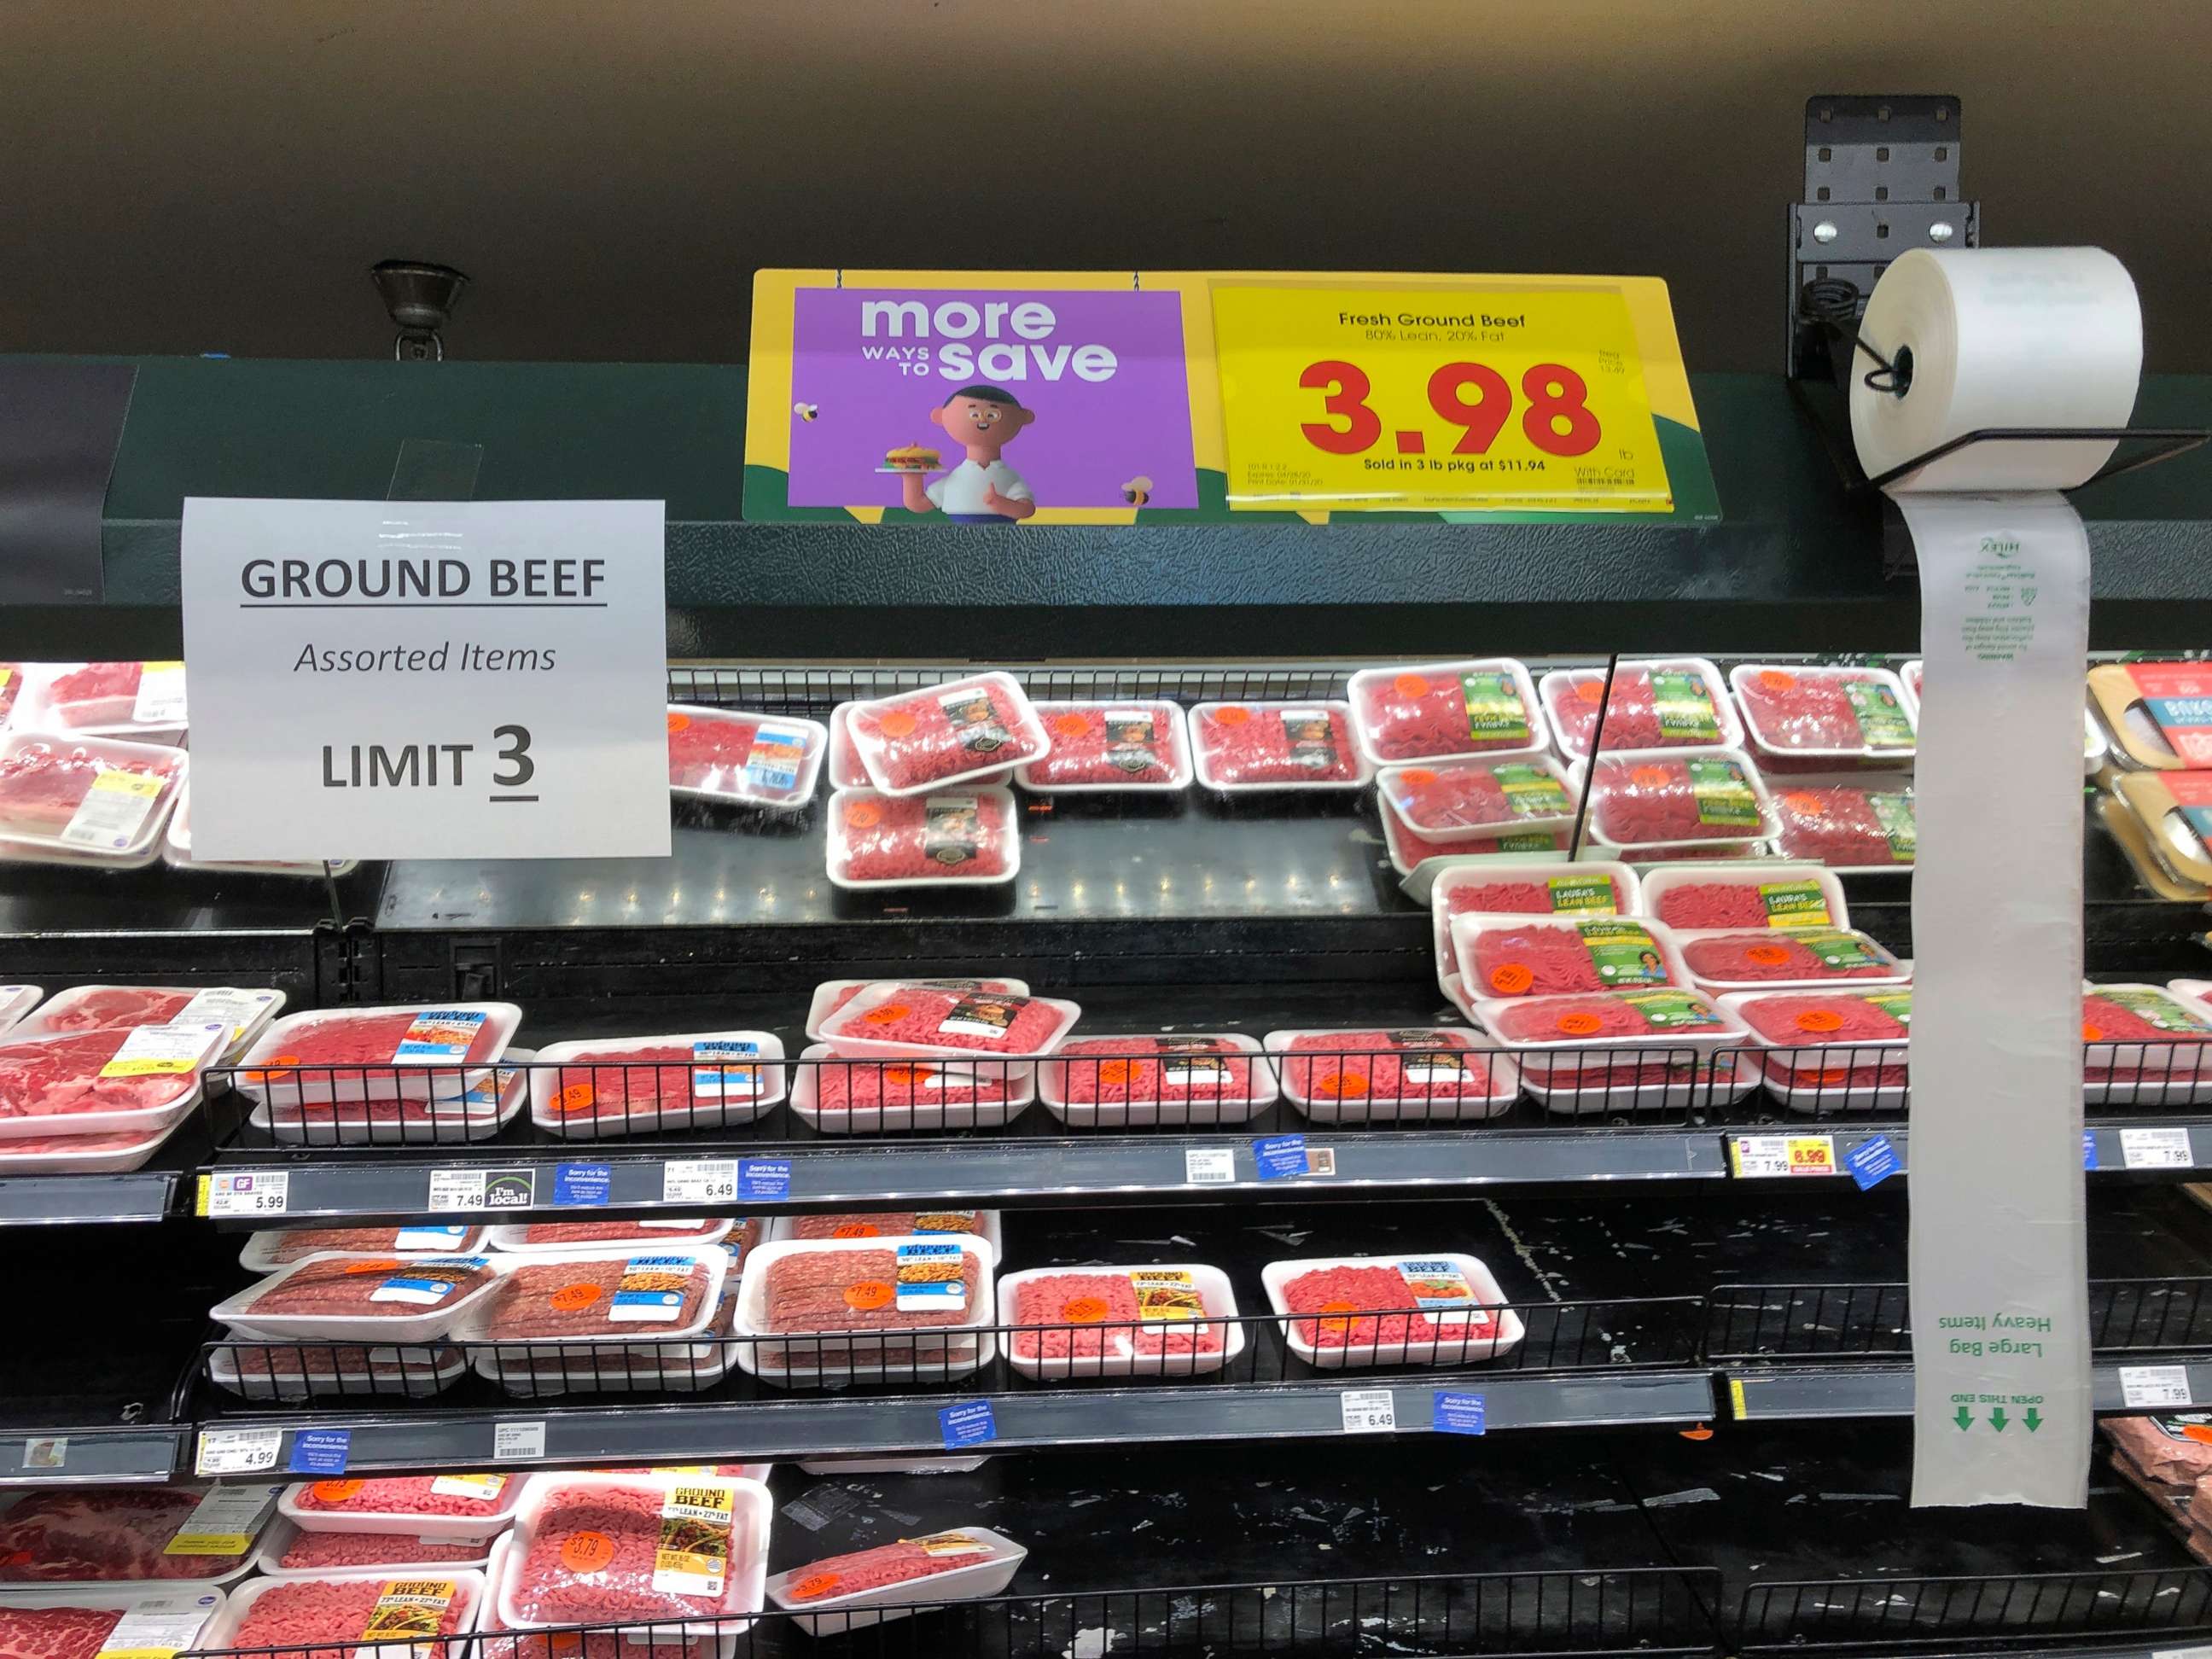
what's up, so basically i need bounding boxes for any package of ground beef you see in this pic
[1189,701,1371,791]
[1771,780,1917,869]
[1266,1027,1517,1120]
[1265,1254,1520,1366]
[1014,701,1192,791]
[242,1225,485,1273]
[1379,795,1571,878]
[806,977,1028,1038]
[1476,991,1753,1109]
[1679,929,1906,992]
[1574,748,1777,850]
[843,673,1049,795]
[1377,757,1576,840]
[228,1569,482,1656]
[2081,986,2212,1103]
[774,1210,997,1257]
[268,1524,492,1575]
[475,1251,726,1344]
[1481,988,1734,1046]
[769,1528,1025,1630]
[664,706,825,809]
[1731,666,1918,760]
[2103,1415,2212,1489]
[500,1475,765,1629]
[215,1253,502,1343]
[791,1045,1034,1132]
[1429,864,1636,981]
[209,1338,469,1403]
[1039,1035,1275,1125]
[1537,660,1740,761]
[488,1219,734,1252]
[1642,865,1845,933]
[0,1487,265,1583]
[744,1239,992,1376]
[816,983,1080,1061]
[1000,1266,1234,1374]
[0,1022,226,1139]
[830,703,1009,791]
[284,1476,523,1539]
[1726,988,1912,1108]
[1450,915,1687,999]
[0,736,186,854]
[235,1003,523,1109]
[527,1031,786,1137]
[1345,661,1546,765]
[824,788,1019,888]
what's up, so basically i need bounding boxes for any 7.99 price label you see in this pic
[1212,283,1674,514]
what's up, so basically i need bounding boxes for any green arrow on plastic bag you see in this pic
[1989,1406,2011,1432]
[1953,1406,1973,1431]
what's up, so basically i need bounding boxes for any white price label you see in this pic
[2120,1365,2194,1409]
[1184,1147,1236,1185]
[193,1428,282,1476]
[492,1420,547,1462]
[1339,1389,1397,1433]
[662,1159,738,1205]
[1729,1135,1838,1179]
[132,661,189,725]
[2121,1127,2195,1170]
[60,771,166,851]
[425,1168,488,1212]
[206,1171,289,1218]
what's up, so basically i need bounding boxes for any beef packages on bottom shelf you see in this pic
[0,1586,226,1659]
[766,1527,1027,1634]
[0,1484,280,1586]
[498,1473,770,1632]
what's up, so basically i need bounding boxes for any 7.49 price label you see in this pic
[1212,284,1673,514]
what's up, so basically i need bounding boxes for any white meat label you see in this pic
[60,769,166,850]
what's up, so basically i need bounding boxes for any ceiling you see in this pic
[5,0,2204,373]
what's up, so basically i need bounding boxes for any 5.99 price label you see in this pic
[1212,283,1674,514]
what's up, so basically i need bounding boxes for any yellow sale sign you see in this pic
[1211,282,1674,513]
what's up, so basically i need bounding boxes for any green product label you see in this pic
[1494,763,1570,818]
[1578,919,1670,987]
[1869,792,1917,860]
[1493,832,1557,853]
[1545,876,1615,914]
[1864,990,1913,1025]
[1620,989,1722,1028]
[1844,679,1915,749]
[1649,671,1721,742]
[1686,759,1761,830]
[1758,880,1831,928]
[2094,987,2212,1034]
[1460,673,1530,743]
[1796,930,1886,972]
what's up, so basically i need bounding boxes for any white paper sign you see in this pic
[179,498,671,860]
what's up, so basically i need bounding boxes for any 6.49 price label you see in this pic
[1212,283,1673,514]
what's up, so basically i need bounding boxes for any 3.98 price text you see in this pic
[1298,359,1601,462]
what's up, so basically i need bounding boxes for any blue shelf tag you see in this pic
[739,1159,791,1201]
[1252,1133,1309,1180]
[940,1400,997,1449]
[1846,1135,1901,1190]
[288,1429,351,1475]
[2084,1132,2100,1172]
[1432,1392,1487,1435]
[554,1163,610,1207]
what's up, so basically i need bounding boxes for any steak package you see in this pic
[12,985,282,1062]
[0,1588,224,1659]
[0,735,185,855]
[0,1022,225,1139]
[0,1487,271,1583]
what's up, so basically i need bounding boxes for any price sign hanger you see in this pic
[1212,280,1675,515]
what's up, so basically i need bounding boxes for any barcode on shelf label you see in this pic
[1340,1389,1397,1433]
[2121,1127,2195,1170]
[1184,1147,1236,1185]
[194,1427,282,1476]
[492,1421,547,1462]
[205,1171,289,1218]
[1729,1135,1837,1179]
[425,1169,487,1212]
[2121,1365,2194,1409]
[662,1159,738,1205]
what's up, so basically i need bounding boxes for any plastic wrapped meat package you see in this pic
[0,734,185,864]
[1675,928,1906,993]
[1377,756,1577,841]
[735,1235,996,1383]
[813,982,1080,1062]
[1537,659,1740,761]
[468,1248,736,1394]
[1265,1027,1517,1122]
[1473,988,1756,1115]
[0,1586,227,1659]
[1770,776,1917,870]
[790,1043,1036,1133]
[1189,701,1371,791]
[1260,1254,1525,1368]
[204,1568,485,1658]
[1039,1033,1276,1127]
[282,1475,524,1540]
[242,1224,488,1273]
[1448,914,1690,1000]
[843,673,1049,795]
[1428,862,1638,985]
[212,1252,504,1346]
[805,975,1030,1038]
[13,662,186,737]
[1014,701,1191,791]
[664,705,825,809]
[830,702,1008,791]
[1377,793,1571,881]
[1567,748,1778,853]
[1730,665,1918,765]
[257,1518,494,1579]
[1639,864,1849,933]
[495,1473,769,1635]
[0,1021,224,1142]
[996,1263,1240,1380]
[0,1486,275,1585]
[485,1218,736,1253]
[1722,987,1912,1112]
[2081,984,2212,1104]
[765,1526,1027,1636]
[527,1031,785,1138]
[1345,660,1547,765]
[12,983,283,1065]
[765,1210,1003,1266]
[825,788,1019,889]
[206,1337,471,1404]
[232,1002,523,1131]
[249,1051,532,1150]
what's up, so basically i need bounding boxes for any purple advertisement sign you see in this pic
[785,287,1198,515]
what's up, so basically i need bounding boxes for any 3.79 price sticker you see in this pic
[1212,283,1674,513]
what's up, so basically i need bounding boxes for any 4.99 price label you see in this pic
[1212,284,1674,514]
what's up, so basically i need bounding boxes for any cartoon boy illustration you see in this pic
[901,385,1037,521]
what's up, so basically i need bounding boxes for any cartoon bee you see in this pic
[794,402,819,422]
[1121,474,1154,507]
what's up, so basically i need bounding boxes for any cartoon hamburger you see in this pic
[884,441,942,474]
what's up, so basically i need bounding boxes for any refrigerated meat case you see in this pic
[5,358,2212,1659]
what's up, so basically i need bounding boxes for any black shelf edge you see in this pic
[1725,1359,2212,1423]
[0,1427,185,1483]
